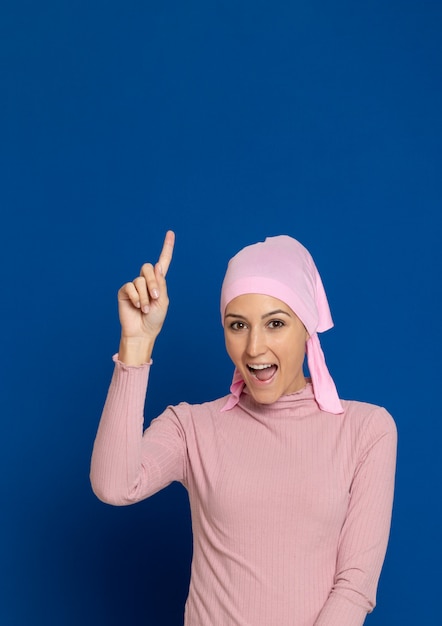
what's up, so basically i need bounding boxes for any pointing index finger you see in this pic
[157,230,175,277]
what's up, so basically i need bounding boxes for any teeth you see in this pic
[248,364,273,370]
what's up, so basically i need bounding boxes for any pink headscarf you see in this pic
[220,235,344,414]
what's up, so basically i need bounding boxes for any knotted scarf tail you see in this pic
[221,369,245,412]
[306,333,344,414]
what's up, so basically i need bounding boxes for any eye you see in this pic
[267,320,285,329]
[229,321,247,331]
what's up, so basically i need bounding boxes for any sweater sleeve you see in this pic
[90,356,187,506]
[314,406,397,626]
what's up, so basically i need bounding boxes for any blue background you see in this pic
[1,1,441,624]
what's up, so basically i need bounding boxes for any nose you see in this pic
[246,327,266,357]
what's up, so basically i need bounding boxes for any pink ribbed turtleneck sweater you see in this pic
[90,358,396,626]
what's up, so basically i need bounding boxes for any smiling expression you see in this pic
[224,293,308,405]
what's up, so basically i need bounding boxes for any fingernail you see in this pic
[152,289,159,299]
[136,301,141,309]
[142,305,150,314]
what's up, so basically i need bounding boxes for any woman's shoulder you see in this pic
[159,394,231,426]
[172,395,230,414]
[340,397,397,439]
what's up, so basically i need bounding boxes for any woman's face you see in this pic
[224,293,308,405]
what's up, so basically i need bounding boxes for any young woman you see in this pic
[90,231,397,626]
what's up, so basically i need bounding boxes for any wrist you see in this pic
[118,336,156,366]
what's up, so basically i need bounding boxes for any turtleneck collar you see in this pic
[236,380,328,420]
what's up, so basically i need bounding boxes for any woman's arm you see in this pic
[314,407,397,626]
[90,356,187,505]
[90,232,184,504]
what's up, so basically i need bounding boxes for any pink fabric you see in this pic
[220,235,343,413]
[90,358,397,626]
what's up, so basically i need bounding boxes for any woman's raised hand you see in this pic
[117,231,175,365]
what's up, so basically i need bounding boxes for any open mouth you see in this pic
[247,363,278,382]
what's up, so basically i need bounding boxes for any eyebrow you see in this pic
[225,309,292,320]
